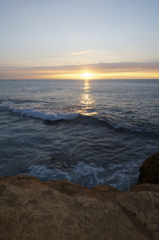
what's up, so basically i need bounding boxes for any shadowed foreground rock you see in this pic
[138,151,159,184]
[0,175,159,239]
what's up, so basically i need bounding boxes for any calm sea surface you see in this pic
[0,79,159,191]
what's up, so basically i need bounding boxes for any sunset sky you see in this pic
[1,0,159,79]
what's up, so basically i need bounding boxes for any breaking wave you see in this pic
[0,102,157,134]
[0,104,80,121]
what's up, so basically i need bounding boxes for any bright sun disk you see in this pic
[83,72,91,79]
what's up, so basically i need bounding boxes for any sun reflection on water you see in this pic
[80,80,96,115]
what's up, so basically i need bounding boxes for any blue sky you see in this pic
[0,0,159,79]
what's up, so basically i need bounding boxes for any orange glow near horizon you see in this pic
[1,66,159,80]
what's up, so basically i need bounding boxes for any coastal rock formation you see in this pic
[138,151,159,184]
[0,175,159,240]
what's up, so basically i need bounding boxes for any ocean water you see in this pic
[0,79,159,191]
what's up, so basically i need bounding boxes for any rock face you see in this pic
[0,175,159,240]
[138,151,159,184]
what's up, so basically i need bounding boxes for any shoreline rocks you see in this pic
[0,174,159,240]
[0,151,159,240]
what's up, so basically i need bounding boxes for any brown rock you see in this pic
[0,175,159,239]
[138,151,159,184]
[43,179,121,203]
[130,183,159,192]
[117,183,159,240]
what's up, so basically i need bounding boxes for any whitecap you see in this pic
[1,104,80,121]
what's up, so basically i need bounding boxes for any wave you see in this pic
[0,104,80,121]
[0,103,158,135]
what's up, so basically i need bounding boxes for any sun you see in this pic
[82,72,91,79]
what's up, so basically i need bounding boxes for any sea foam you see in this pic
[0,104,80,121]
[26,160,141,191]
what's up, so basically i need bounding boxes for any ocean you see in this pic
[0,79,159,191]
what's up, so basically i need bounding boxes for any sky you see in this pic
[0,0,159,79]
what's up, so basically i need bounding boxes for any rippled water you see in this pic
[0,79,159,191]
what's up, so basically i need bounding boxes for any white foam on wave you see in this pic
[105,161,141,191]
[0,104,80,121]
[27,162,105,187]
[0,102,141,132]
[108,118,141,132]
[27,160,140,191]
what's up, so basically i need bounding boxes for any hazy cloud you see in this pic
[71,51,94,55]
[29,62,159,72]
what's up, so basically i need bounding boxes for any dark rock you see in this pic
[138,151,159,184]
[130,183,159,192]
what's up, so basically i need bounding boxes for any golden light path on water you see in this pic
[80,80,97,116]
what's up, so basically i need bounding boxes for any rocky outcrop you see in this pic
[138,151,159,184]
[0,175,159,240]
